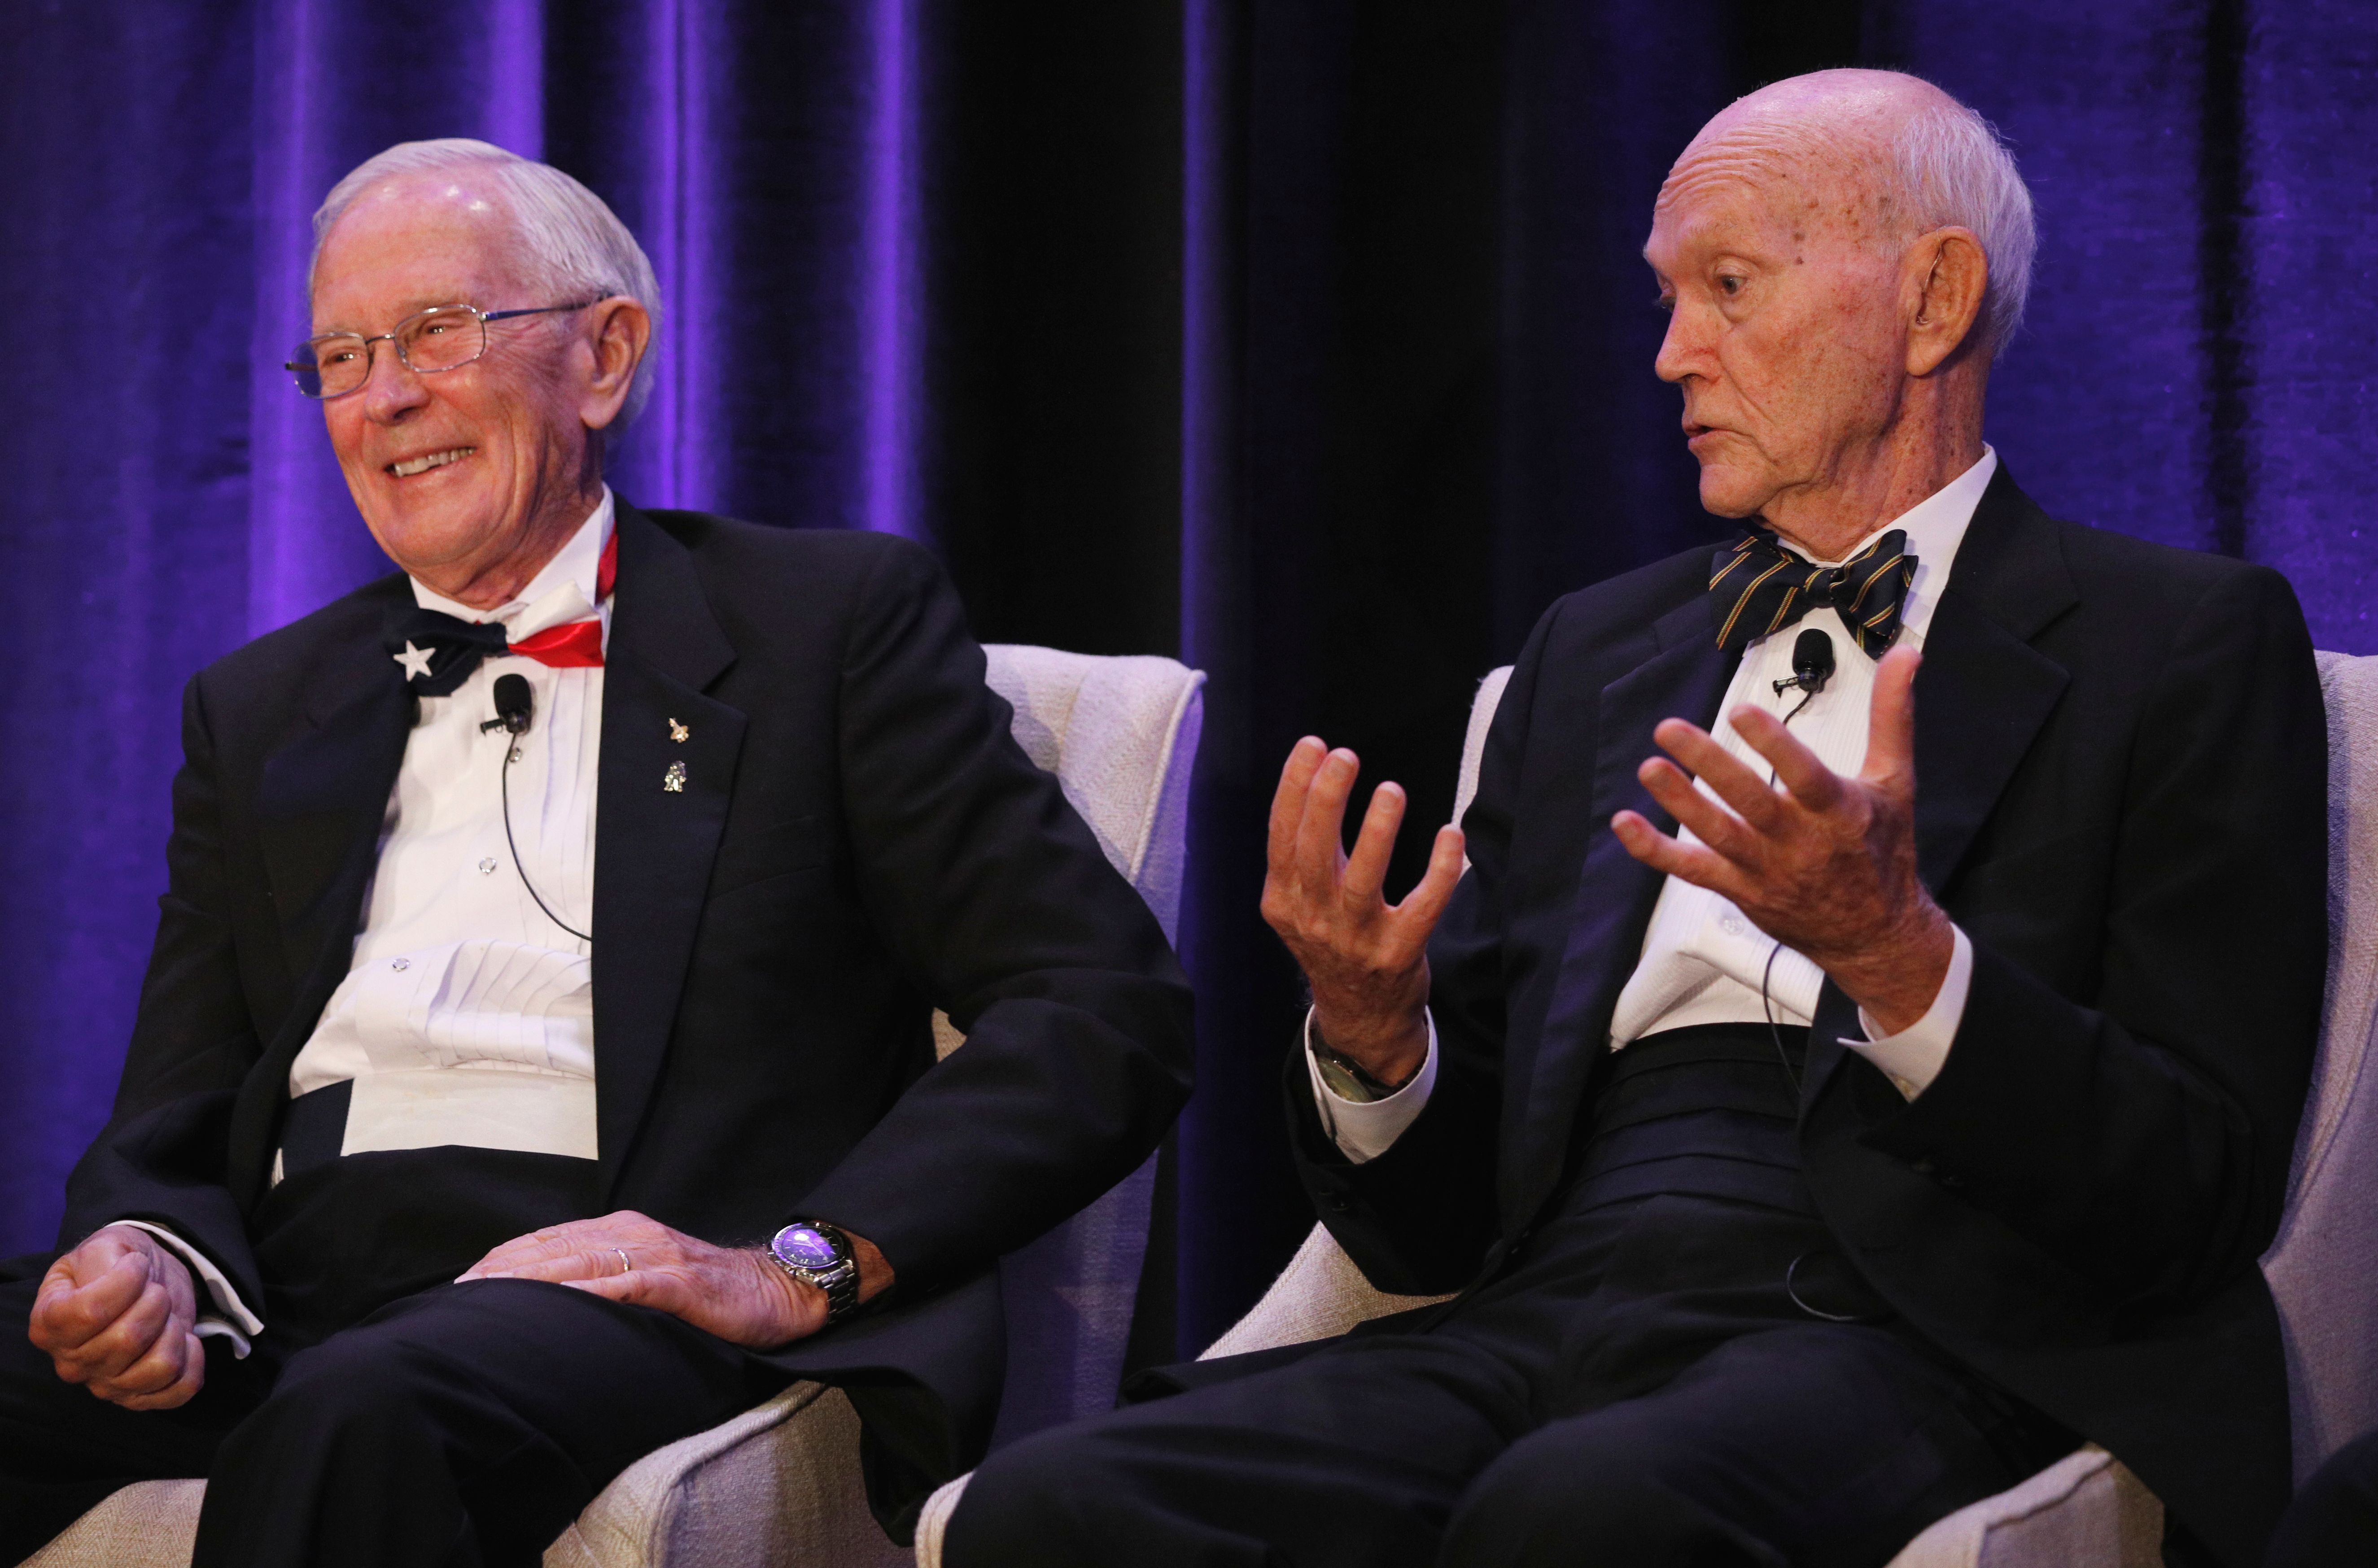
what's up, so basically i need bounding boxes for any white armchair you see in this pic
[22,643,1207,1568]
[916,649,2378,1568]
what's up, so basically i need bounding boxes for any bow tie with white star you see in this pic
[385,530,617,697]
[383,613,532,698]
[383,604,607,696]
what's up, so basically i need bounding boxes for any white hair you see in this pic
[310,139,662,424]
[1887,92,2037,361]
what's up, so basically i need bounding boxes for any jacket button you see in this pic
[1322,1193,1352,1213]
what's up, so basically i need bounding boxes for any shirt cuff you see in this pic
[1305,1009,1438,1165]
[1845,925,1973,1100]
[106,1220,262,1355]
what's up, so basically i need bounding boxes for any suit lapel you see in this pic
[229,586,415,1205]
[591,503,745,1193]
[1504,593,1735,1232]
[1803,468,2078,1103]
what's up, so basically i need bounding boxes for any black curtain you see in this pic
[951,0,1907,1355]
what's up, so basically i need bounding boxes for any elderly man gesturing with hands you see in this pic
[949,69,2324,1568]
[1269,633,1945,1096]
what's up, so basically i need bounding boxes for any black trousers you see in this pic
[2264,1430,2378,1567]
[0,1142,791,1568]
[950,1028,2069,1568]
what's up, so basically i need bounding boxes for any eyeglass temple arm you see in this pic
[481,301,600,323]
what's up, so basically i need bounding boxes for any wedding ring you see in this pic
[614,1246,633,1277]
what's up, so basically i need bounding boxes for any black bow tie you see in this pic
[382,609,515,698]
[1708,528,1918,660]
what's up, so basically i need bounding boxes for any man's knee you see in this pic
[947,1424,1129,1566]
[1444,1419,1779,1568]
[233,1322,449,1455]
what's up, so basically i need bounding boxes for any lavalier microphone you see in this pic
[480,673,534,735]
[1772,629,1836,699]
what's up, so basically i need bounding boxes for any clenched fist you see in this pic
[31,1224,208,1411]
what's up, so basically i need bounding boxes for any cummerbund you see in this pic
[1567,1022,1814,1218]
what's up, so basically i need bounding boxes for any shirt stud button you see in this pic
[391,958,410,972]
[479,857,498,874]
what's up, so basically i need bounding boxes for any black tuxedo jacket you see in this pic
[1291,470,2326,1568]
[59,501,1194,1532]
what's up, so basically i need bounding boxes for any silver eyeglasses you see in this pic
[284,301,595,399]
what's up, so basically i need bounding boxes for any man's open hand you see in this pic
[30,1224,206,1411]
[456,1211,892,1350]
[1610,644,1953,1034]
[1260,736,1466,1087]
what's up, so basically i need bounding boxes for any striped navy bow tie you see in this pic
[1708,528,1918,659]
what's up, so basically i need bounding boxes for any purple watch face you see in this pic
[776,1225,840,1271]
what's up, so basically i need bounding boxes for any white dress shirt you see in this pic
[1314,451,1997,1164]
[125,491,617,1348]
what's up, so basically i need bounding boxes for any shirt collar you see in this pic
[1797,446,1996,646]
[409,487,615,639]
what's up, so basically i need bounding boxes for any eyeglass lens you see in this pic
[288,307,487,399]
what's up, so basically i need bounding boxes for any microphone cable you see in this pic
[482,673,593,944]
[1758,628,1835,1095]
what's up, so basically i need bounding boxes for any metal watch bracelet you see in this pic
[766,1220,861,1326]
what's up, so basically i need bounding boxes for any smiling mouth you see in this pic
[388,447,474,479]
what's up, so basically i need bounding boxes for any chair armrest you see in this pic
[1884,1446,2163,1568]
[545,1382,909,1568]
[22,1478,205,1568]
[1199,1223,1454,1360]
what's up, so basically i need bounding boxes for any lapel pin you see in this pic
[668,718,691,743]
[393,641,435,681]
[664,761,687,793]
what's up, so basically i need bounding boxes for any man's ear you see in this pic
[1905,227,1988,376]
[579,296,652,432]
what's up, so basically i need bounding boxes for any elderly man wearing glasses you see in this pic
[0,140,1192,1567]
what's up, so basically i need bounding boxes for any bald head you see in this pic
[1643,70,2032,556]
[1662,70,2034,357]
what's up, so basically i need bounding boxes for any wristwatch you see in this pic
[767,1220,861,1327]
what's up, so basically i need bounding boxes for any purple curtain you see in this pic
[4,0,2377,1368]
[0,0,905,1249]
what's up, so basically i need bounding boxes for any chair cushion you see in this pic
[22,1479,202,1568]
[545,1384,908,1568]
[2261,650,2378,1479]
[1884,1447,2161,1568]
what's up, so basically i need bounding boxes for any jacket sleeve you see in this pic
[794,542,1195,1291]
[59,672,267,1308]
[1282,614,1559,1296]
[1864,563,2327,1310]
